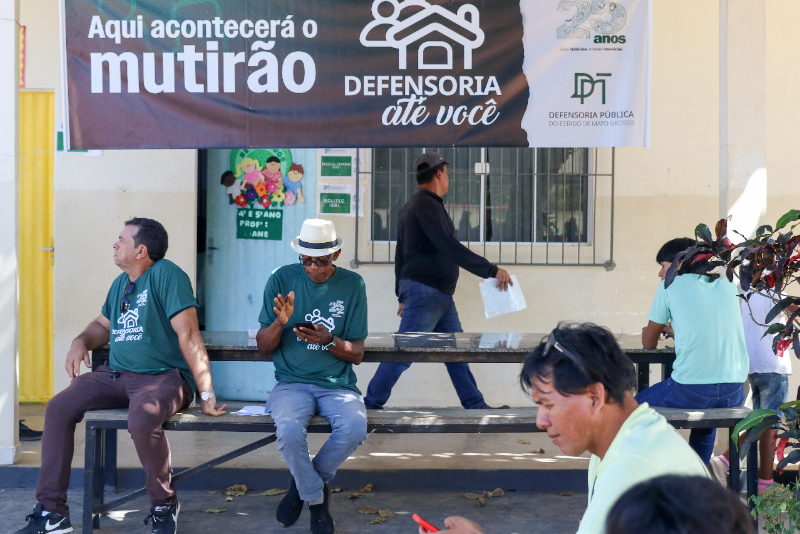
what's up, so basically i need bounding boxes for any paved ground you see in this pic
[0,487,587,534]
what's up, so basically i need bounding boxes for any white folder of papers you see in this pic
[479,275,527,319]
[234,406,267,416]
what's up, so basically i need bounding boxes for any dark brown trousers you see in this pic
[36,366,192,517]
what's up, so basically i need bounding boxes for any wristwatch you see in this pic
[200,391,216,402]
[323,334,337,351]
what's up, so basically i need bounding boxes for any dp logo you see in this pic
[571,73,611,104]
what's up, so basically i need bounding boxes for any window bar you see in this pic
[561,149,566,265]
[387,150,393,262]
[546,147,550,264]
[499,148,503,264]
[370,155,376,262]
[609,147,615,267]
[577,162,582,264]
[355,149,362,262]
[531,148,536,263]
[514,148,519,263]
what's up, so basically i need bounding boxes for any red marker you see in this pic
[413,513,440,533]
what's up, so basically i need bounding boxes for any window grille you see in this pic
[353,147,615,269]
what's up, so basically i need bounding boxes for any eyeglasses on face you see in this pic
[120,281,136,314]
[299,254,332,267]
[542,332,589,377]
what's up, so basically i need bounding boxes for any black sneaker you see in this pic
[309,484,334,534]
[15,504,72,534]
[143,502,179,534]
[276,477,304,528]
[19,420,43,441]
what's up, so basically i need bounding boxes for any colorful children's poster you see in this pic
[236,209,283,240]
[317,183,365,217]
[317,149,357,179]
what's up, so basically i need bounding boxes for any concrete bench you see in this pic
[81,405,757,533]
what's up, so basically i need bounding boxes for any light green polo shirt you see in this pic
[648,274,748,384]
[577,403,710,534]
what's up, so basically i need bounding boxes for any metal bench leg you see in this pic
[637,363,650,393]
[103,429,117,492]
[728,427,741,494]
[747,438,758,529]
[83,423,103,533]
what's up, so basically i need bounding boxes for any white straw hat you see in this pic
[291,219,344,257]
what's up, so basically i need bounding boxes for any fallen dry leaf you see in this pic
[224,484,249,496]
[360,484,374,493]
[358,506,378,514]
[225,497,234,502]
[462,493,486,499]
[517,439,530,445]
[487,488,504,498]
[475,497,485,507]
[332,488,344,493]
[258,489,288,497]
[378,509,395,518]
[559,492,573,496]
[538,448,545,454]
[202,509,226,513]
[370,517,387,524]
[348,493,363,500]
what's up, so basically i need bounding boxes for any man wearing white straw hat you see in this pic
[256,218,369,534]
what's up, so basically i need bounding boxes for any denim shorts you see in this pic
[749,373,789,417]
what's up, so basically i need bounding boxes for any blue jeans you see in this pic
[266,382,368,502]
[750,373,789,417]
[364,280,489,410]
[635,378,745,465]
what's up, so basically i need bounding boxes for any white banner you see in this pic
[520,0,651,148]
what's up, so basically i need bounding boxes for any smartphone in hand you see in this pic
[294,321,315,330]
[412,514,440,533]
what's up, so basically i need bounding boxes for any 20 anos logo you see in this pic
[557,0,627,43]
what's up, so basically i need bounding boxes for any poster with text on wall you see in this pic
[237,208,283,240]
[317,183,365,217]
[317,149,357,179]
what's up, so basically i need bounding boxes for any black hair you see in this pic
[658,237,720,281]
[417,162,446,185]
[656,238,695,264]
[519,322,636,405]
[220,170,235,186]
[124,217,168,262]
[266,156,281,164]
[606,475,754,534]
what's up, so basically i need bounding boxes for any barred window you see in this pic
[356,147,614,268]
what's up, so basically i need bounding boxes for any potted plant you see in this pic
[665,209,800,531]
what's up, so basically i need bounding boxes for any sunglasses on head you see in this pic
[542,332,589,376]
[120,281,135,314]
[299,254,332,267]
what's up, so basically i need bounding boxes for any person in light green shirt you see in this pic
[425,323,709,534]
[639,238,748,464]
[257,219,368,534]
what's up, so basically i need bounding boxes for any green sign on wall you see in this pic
[319,193,351,214]
[237,209,283,240]
[320,156,352,177]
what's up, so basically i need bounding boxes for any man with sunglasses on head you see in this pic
[15,218,226,534]
[256,218,369,534]
[364,151,513,411]
[429,323,709,534]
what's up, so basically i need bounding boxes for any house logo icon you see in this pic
[118,308,139,329]
[360,0,485,70]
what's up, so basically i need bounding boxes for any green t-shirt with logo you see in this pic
[258,263,369,394]
[101,259,198,394]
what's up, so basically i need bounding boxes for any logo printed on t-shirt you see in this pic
[329,300,345,317]
[136,289,148,307]
[113,308,144,342]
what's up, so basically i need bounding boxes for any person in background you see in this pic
[425,323,709,534]
[364,151,513,411]
[638,237,748,465]
[605,475,754,534]
[709,291,796,493]
[651,238,695,339]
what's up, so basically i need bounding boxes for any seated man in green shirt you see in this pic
[427,323,709,534]
[256,219,369,534]
[15,218,226,534]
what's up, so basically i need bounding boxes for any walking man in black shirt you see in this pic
[364,152,513,410]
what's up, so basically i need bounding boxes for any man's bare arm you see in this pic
[66,315,111,379]
[171,307,226,416]
[642,320,666,349]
